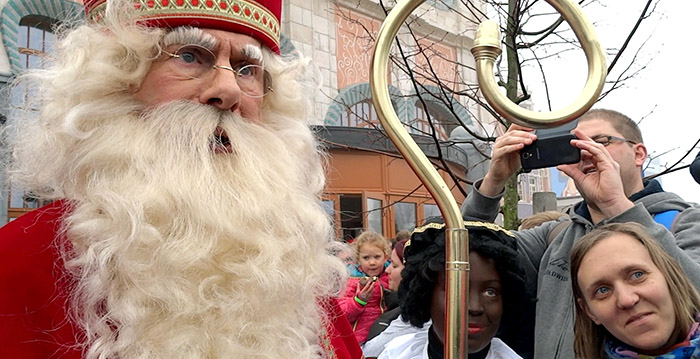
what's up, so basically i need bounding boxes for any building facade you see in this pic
[0,0,83,221]
[0,0,551,238]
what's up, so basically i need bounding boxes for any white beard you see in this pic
[56,101,344,359]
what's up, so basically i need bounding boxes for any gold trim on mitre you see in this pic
[411,221,515,237]
[86,0,280,50]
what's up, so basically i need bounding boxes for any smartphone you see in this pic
[520,122,580,172]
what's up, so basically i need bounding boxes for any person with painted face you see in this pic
[571,222,700,359]
[379,218,533,359]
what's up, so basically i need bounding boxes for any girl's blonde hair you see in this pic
[571,222,700,358]
[353,231,390,260]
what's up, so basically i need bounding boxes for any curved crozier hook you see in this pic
[370,1,468,359]
[471,0,607,128]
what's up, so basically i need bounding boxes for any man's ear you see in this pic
[577,297,601,325]
[633,142,648,168]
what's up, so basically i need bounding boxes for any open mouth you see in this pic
[210,126,233,154]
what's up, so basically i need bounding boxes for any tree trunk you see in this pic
[503,175,520,229]
[502,0,521,230]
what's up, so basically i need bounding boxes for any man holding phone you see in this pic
[462,108,700,359]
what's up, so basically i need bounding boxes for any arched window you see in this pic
[17,15,55,69]
[7,15,56,221]
[410,100,458,140]
[339,100,380,128]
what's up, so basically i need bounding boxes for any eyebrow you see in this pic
[482,279,501,285]
[163,27,218,50]
[241,44,264,65]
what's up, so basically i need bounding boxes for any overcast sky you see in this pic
[520,1,700,202]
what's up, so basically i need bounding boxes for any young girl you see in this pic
[571,223,700,359]
[339,231,391,344]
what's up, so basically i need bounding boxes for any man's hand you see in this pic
[480,124,537,196]
[557,129,633,219]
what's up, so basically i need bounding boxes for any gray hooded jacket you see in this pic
[461,179,700,359]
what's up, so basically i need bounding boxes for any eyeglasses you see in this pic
[163,44,273,98]
[591,135,637,147]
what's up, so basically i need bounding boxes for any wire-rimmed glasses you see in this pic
[163,44,272,98]
[591,135,637,147]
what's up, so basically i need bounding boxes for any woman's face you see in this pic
[386,249,404,291]
[576,233,676,353]
[429,252,503,354]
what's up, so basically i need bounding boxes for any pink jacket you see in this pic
[338,271,390,344]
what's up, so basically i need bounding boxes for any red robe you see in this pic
[0,202,362,359]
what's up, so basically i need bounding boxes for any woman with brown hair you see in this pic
[570,222,700,358]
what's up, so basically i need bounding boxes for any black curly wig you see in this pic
[397,217,532,352]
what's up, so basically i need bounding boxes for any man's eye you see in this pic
[592,136,610,146]
[179,51,197,63]
[174,46,212,65]
[237,64,261,78]
[631,271,645,280]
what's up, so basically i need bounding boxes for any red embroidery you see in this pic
[88,0,280,51]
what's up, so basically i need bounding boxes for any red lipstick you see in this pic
[467,324,484,335]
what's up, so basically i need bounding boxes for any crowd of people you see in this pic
[1,0,700,359]
[458,109,700,358]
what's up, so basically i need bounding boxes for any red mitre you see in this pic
[84,0,281,54]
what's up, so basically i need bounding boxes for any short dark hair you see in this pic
[394,230,411,242]
[579,109,643,143]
